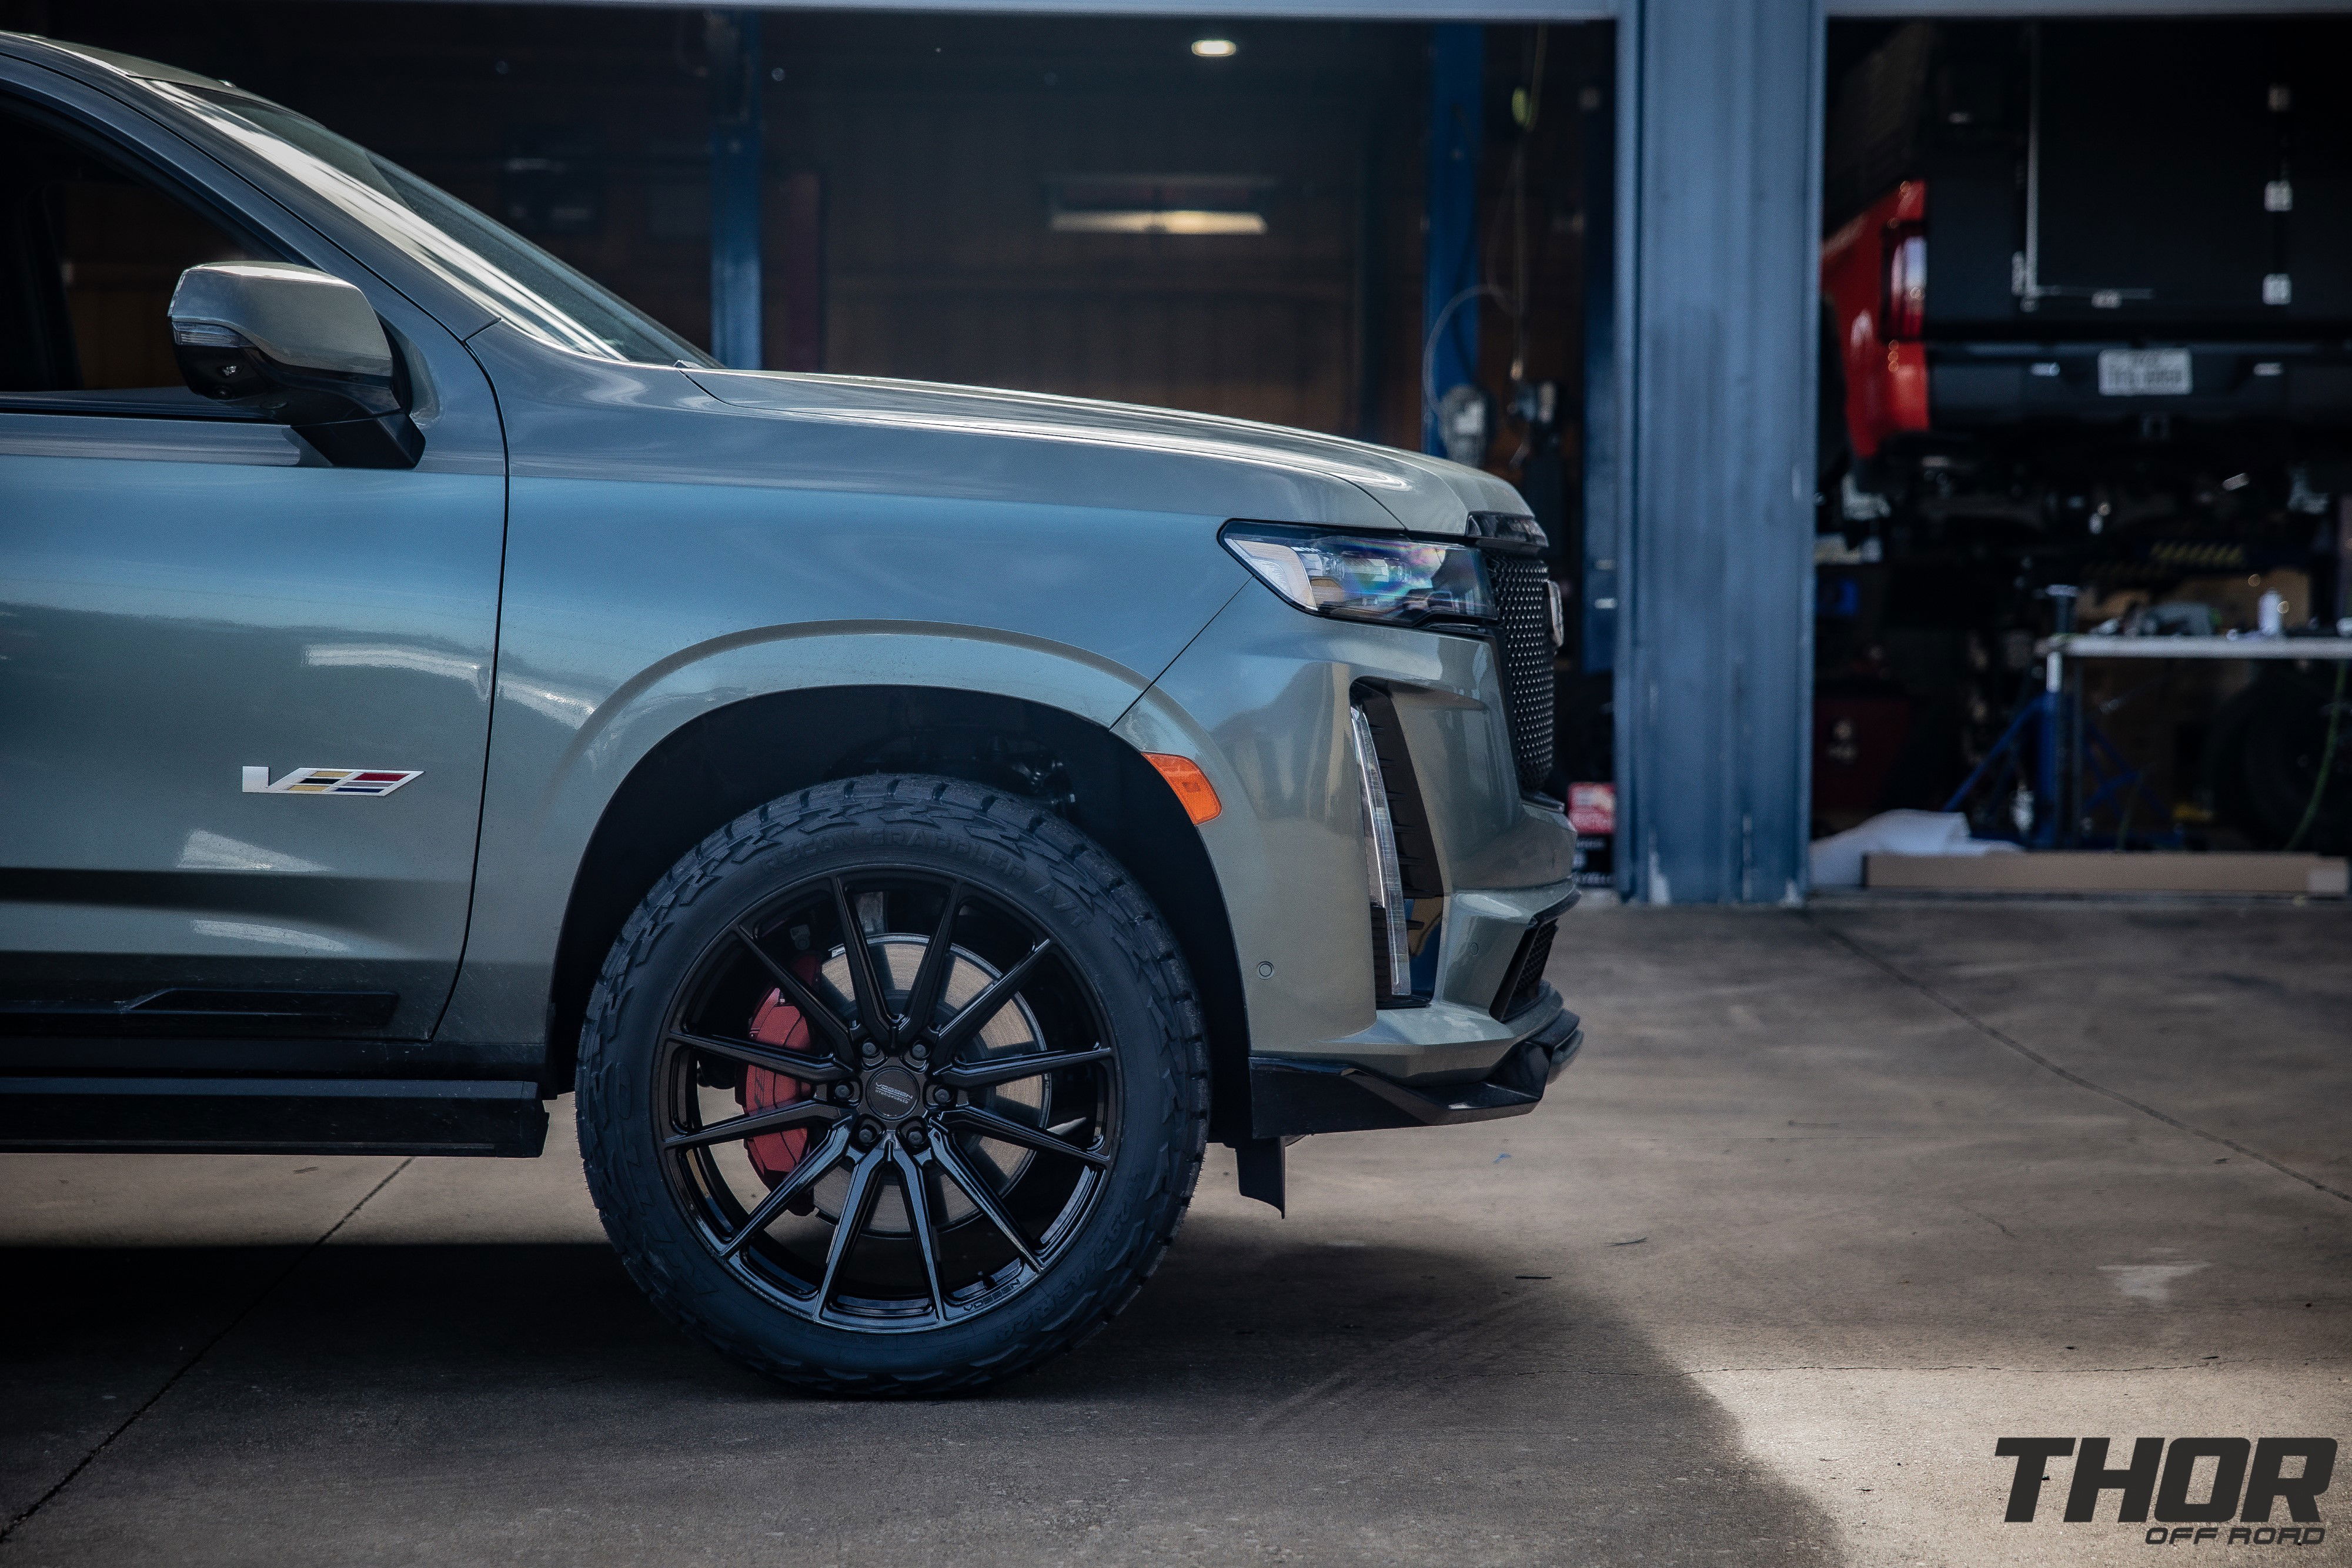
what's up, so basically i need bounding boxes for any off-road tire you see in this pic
[577,774,1209,1395]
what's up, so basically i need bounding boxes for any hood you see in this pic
[684,367,1528,537]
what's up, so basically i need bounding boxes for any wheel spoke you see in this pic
[663,1098,845,1152]
[927,1129,1040,1268]
[932,938,1053,1059]
[896,879,965,1049]
[829,878,896,1049]
[816,1146,887,1313]
[944,1104,1111,1169]
[933,1042,1113,1091]
[666,858,1124,1325]
[717,1119,854,1259]
[669,1028,851,1085]
[890,1142,948,1322]
[730,924,853,1057]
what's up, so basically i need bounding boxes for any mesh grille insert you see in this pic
[1487,553,1556,794]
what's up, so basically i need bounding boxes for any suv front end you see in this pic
[0,27,1589,1390]
[1118,507,1584,1192]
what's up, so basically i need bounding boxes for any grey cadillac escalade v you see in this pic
[0,35,1583,1392]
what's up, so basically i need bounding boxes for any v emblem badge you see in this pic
[242,765,423,797]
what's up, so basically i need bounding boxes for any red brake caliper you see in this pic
[736,958,823,1187]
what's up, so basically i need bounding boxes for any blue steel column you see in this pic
[1421,24,1484,455]
[1616,0,1822,903]
[1578,52,1618,677]
[707,9,763,369]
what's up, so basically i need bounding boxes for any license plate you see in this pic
[2097,348,2191,396]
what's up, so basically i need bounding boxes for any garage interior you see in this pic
[1811,16,2352,893]
[1,3,2348,1563]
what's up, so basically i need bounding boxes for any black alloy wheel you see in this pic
[578,775,1208,1395]
[661,867,1119,1329]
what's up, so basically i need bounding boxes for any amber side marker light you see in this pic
[1143,753,1222,824]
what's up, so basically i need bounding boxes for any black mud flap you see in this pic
[1235,1136,1288,1214]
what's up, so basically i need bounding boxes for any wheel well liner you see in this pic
[543,686,1252,1141]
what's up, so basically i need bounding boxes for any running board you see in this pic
[0,1076,548,1155]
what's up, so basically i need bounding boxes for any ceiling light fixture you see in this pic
[1047,174,1274,238]
[1053,209,1265,236]
[1190,38,1238,59]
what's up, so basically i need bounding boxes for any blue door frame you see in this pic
[707,9,764,370]
[1421,23,1485,458]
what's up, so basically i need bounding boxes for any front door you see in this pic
[0,93,505,1047]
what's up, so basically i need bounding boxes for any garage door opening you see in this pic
[1810,15,2352,894]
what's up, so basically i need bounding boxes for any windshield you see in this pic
[151,82,714,368]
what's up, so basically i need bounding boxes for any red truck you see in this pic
[1814,18,2352,851]
[1823,18,2351,508]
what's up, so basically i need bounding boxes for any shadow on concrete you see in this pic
[1,1215,1844,1566]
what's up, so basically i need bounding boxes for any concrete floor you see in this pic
[2,902,2347,1567]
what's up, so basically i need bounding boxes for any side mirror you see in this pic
[169,262,422,469]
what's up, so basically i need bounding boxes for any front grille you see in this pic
[1487,552,1556,793]
[1491,917,1559,1021]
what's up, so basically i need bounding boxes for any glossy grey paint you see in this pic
[686,367,1530,536]
[435,323,1564,1069]
[1,35,1575,1084]
[0,50,510,1041]
[0,414,502,1040]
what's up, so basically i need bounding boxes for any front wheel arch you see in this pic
[544,686,1251,1141]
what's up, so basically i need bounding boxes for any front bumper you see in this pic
[1115,576,1590,1152]
[1116,580,1584,1138]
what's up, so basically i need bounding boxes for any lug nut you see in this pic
[908,1044,930,1065]
[834,1082,857,1102]
[930,1086,953,1106]
[901,1126,929,1152]
[853,1122,880,1148]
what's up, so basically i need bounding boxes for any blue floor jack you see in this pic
[1942,586,2177,848]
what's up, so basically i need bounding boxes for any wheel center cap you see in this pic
[864,1064,923,1123]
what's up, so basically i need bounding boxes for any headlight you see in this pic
[1221,522,1495,628]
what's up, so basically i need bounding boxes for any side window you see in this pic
[0,105,265,396]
